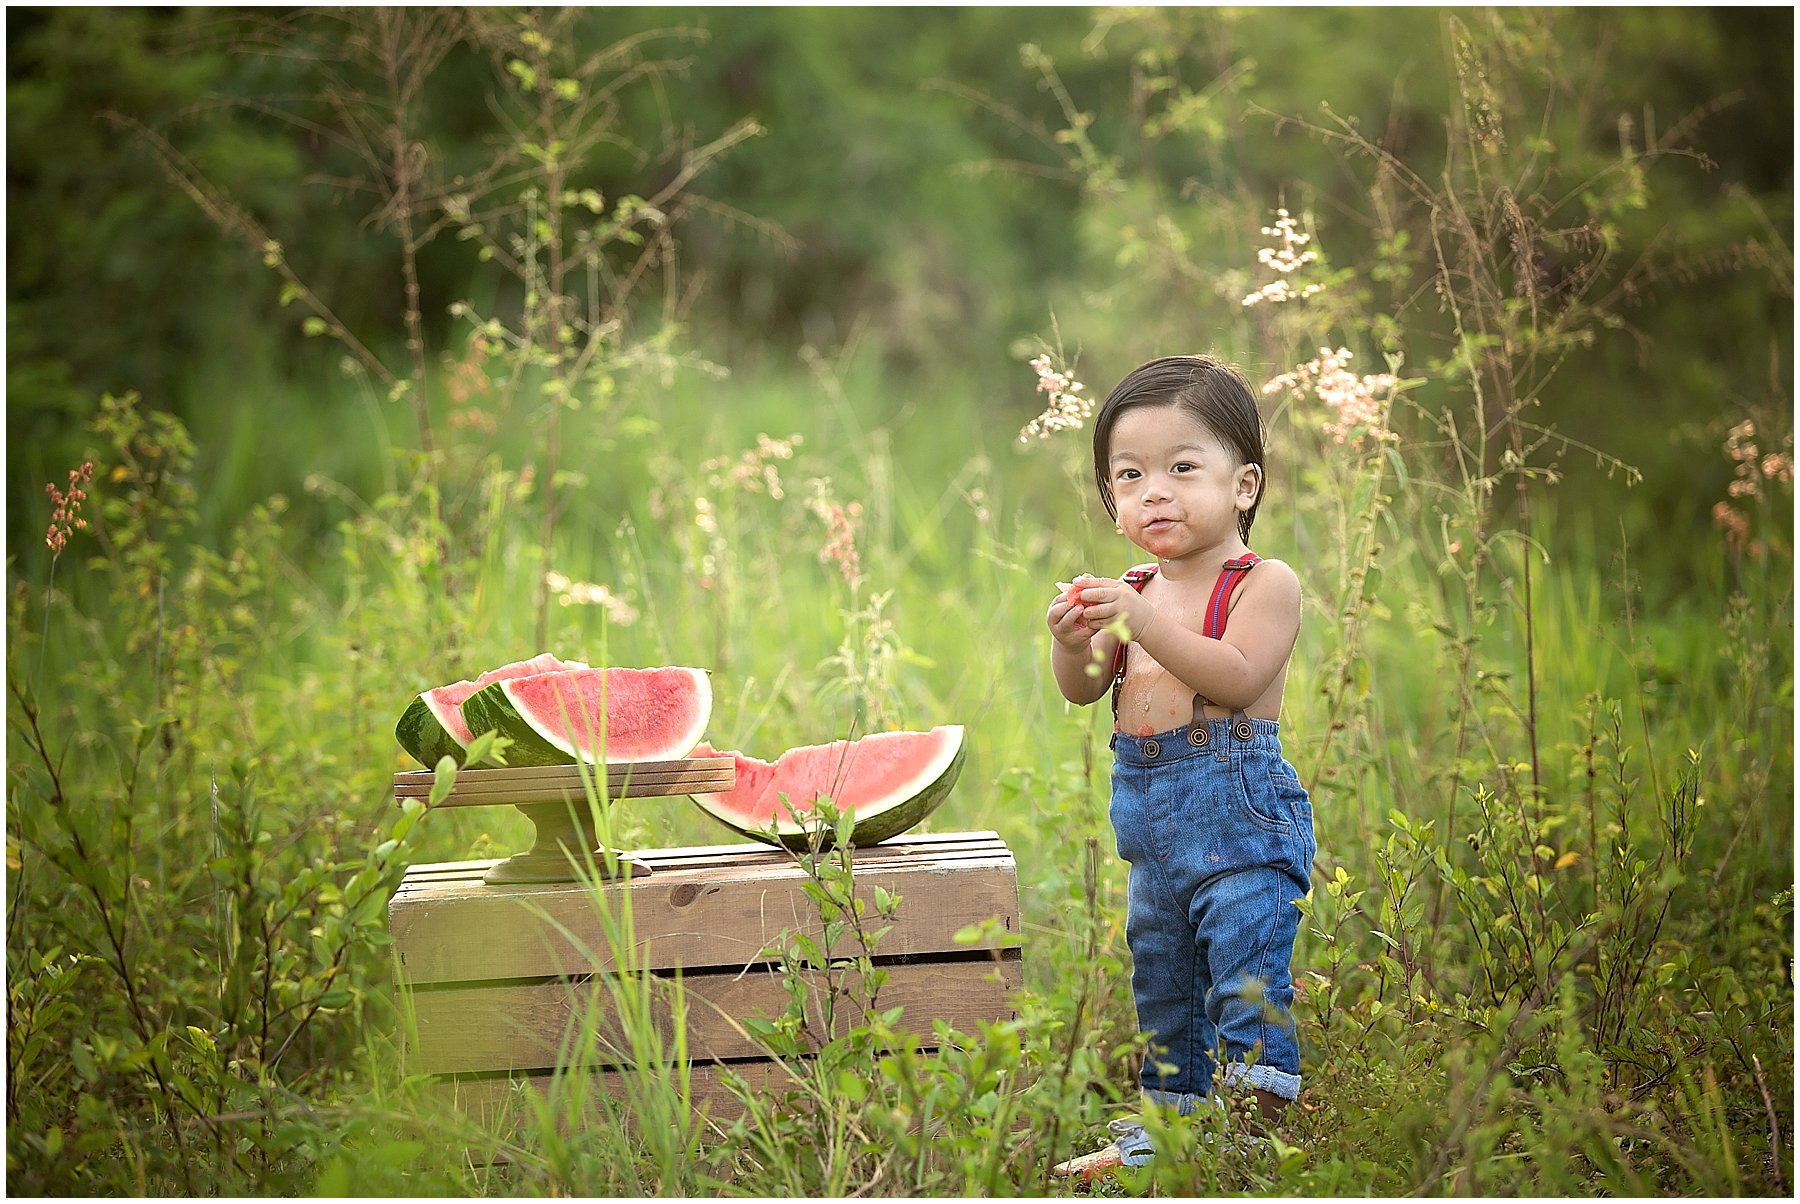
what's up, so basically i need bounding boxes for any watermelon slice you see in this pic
[460,666,713,767]
[689,726,966,849]
[395,653,589,769]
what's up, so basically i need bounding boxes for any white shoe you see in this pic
[1050,1118,1154,1182]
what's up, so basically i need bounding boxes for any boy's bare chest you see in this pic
[1119,582,1214,691]
[1117,578,1236,719]
[1137,579,1221,633]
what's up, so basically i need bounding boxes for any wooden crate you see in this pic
[388,830,1022,1122]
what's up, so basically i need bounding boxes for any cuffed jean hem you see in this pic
[1219,1061,1302,1101]
[1142,1087,1228,1117]
[1143,1063,1302,1112]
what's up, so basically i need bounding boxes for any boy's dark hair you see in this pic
[1091,355,1267,544]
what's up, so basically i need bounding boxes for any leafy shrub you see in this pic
[7,8,1790,1197]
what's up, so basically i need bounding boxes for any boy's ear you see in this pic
[1235,463,1263,510]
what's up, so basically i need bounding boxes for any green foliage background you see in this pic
[10,7,1792,579]
[5,5,1793,1197]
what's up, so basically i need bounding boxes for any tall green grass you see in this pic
[7,349,1790,1193]
[8,8,1790,1194]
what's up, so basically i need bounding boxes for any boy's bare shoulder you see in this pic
[1246,556,1302,602]
[1249,554,1299,581]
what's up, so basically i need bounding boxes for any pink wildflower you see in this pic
[807,481,863,589]
[44,461,94,556]
[1264,347,1397,446]
[1720,418,1794,501]
[1712,501,1751,551]
[1712,415,1792,555]
[704,433,804,500]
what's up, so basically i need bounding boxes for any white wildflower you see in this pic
[1019,354,1094,442]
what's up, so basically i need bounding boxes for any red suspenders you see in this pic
[1110,554,1262,727]
[1203,553,1262,638]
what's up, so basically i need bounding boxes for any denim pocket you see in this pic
[1268,762,1317,866]
[1110,765,1147,864]
[1233,759,1291,834]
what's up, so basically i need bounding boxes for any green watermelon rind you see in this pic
[461,668,713,767]
[393,654,592,769]
[691,726,967,850]
[395,693,468,769]
[460,679,573,766]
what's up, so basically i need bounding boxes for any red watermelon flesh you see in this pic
[461,666,713,765]
[434,653,584,741]
[690,726,965,848]
[419,680,482,747]
[395,653,588,768]
[425,653,586,745]
[477,652,578,687]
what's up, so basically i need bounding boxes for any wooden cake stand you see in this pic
[391,757,735,885]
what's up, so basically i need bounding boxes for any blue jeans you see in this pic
[1109,716,1316,1106]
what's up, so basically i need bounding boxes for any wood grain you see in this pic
[403,954,1024,1075]
[393,757,736,806]
[389,832,1020,984]
[434,1056,811,1132]
[388,829,1024,1107]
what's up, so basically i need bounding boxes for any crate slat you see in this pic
[393,757,733,786]
[392,772,736,796]
[400,781,736,809]
[433,1056,799,1131]
[395,846,1014,897]
[393,758,736,806]
[404,954,1023,1075]
[390,835,1019,984]
[392,831,1012,890]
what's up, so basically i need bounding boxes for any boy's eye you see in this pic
[1172,462,1194,473]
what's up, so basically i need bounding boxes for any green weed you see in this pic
[7,8,1790,1197]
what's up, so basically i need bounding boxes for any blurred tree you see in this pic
[6,6,1790,578]
[7,8,292,513]
[584,6,1109,382]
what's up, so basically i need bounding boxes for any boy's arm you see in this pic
[1076,560,1302,711]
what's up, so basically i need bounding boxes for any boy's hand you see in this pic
[1046,598,1089,651]
[1046,574,1097,650]
[1058,575,1157,642]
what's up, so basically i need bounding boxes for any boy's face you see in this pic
[1106,403,1260,561]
